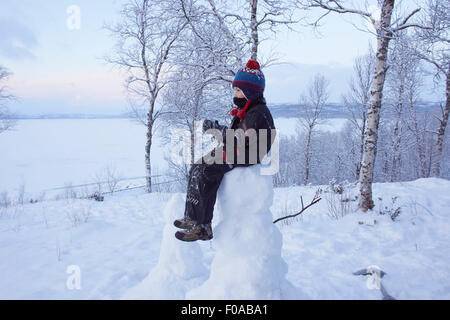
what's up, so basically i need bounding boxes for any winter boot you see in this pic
[175,223,213,242]
[173,217,195,229]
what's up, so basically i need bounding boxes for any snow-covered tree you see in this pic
[297,73,329,185]
[161,41,232,186]
[178,0,245,77]
[403,71,432,179]
[157,0,245,187]
[0,66,16,134]
[106,0,188,192]
[298,0,428,211]
[183,0,299,66]
[413,0,449,177]
[384,32,421,182]
[240,0,299,60]
[342,48,375,180]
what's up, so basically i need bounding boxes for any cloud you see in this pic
[0,17,38,60]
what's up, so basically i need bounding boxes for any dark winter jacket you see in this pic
[223,96,276,167]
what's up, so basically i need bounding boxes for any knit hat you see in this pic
[231,59,265,119]
[232,59,265,101]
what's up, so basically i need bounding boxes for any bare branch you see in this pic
[273,191,321,224]
[398,8,421,28]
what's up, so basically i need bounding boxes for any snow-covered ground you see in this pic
[0,176,449,299]
[1,117,449,299]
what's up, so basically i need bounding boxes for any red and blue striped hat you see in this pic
[232,59,265,101]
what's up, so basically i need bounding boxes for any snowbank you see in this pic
[122,193,207,299]
[186,164,303,299]
[1,177,450,299]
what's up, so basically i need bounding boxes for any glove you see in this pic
[202,119,227,134]
[202,119,214,133]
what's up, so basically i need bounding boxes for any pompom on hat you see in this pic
[231,59,265,119]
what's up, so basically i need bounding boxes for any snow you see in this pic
[186,165,301,300]
[0,192,169,299]
[0,117,449,299]
[123,193,207,299]
[0,119,169,195]
[1,172,449,299]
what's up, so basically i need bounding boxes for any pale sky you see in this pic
[0,0,439,115]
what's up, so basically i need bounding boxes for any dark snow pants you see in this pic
[184,162,234,225]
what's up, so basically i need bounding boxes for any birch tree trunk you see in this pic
[250,0,259,60]
[357,118,366,179]
[304,127,312,185]
[343,51,374,181]
[142,26,155,193]
[390,116,402,182]
[299,74,329,185]
[145,114,154,193]
[408,88,427,178]
[359,0,395,211]
[433,66,450,177]
[390,83,404,182]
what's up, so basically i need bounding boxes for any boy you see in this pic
[174,59,276,242]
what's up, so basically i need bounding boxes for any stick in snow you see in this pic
[273,190,321,224]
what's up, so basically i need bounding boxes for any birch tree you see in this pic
[162,31,232,169]
[146,0,245,187]
[245,0,299,60]
[299,0,428,211]
[192,0,299,64]
[0,66,16,134]
[384,32,421,182]
[297,73,330,185]
[404,70,430,178]
[161,0,243,181]
[178,0,245,80]
[342,48,375,180]
[413,0,449,177]
[106,0,187,192]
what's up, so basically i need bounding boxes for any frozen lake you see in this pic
[0,117,349,197]
[0,119,158,196]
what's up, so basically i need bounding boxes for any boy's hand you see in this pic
[202,119,227,134]
[202,119,214,133]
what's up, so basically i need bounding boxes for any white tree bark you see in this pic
[250,0,259,60]
[343,49,375,180]
[359,0,395,211]
[434,67,450,176]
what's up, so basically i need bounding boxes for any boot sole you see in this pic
[175,231,213,242]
